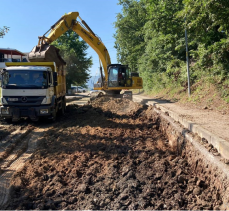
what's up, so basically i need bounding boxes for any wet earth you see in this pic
[2,97,223,210]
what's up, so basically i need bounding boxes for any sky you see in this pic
[0,0,122,77]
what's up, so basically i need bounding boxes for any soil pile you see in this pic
[89,96,142,115]
[3,97,223,210]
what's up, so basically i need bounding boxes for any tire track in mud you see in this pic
[0,129,31,162]
[0,97,89,207]
[0,128,46,207]
[0,95,87,205]
[0,128,24,151]
[1,131,33,169]
[0,120,28,142]
[0,125,12,141]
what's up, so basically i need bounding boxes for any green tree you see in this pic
[114,0,185,91]
[52,30,92,90]
[114,0,147,71]
[115,0,229,94]
[139,0,185,91]
[0,26,9,38]
[179,0,229,79]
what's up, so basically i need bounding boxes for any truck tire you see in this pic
[51,109,56,122]
[61,97,66,115]
[49,104,57,122]
[4,118,12,124]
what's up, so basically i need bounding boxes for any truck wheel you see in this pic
[4,118,12,124]
[49,106,57,122]
[52,110,56,122]
[61,98,66,115]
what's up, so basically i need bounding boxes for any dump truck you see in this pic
[0,62,66,122]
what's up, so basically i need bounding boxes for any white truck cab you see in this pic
[0,62,66,122]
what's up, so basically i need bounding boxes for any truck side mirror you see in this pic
[0,80,2,87]
[53,72,58,86]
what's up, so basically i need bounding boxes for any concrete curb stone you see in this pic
[133,95,229,160]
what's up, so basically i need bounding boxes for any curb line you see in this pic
[133,95,229,160]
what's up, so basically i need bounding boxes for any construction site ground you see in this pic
[0,93,228,210]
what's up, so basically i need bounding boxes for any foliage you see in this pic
[114,0,229,99]
[52,30,92,90]
[0,26,9,38]
[114,0,147,71]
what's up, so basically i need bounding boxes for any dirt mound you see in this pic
[2,98,224,210]
[89,96,142,115]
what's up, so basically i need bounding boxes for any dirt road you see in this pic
[0,96,225,210]
[0,95,88,207]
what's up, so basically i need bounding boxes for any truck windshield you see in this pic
[2,70,48,89]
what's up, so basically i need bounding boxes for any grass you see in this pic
[141,78,229,113]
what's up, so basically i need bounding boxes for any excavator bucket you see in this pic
[28,44,66,67]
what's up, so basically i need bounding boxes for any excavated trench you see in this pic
[1,97,229,210]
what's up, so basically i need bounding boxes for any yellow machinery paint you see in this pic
[28,12,143,95]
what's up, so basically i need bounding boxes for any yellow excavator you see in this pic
[28,12,143,99]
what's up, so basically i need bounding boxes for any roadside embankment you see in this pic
[133,94,229,161]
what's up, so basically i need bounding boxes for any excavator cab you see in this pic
[108,64,132,88]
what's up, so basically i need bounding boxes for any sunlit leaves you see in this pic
[52,30,92,89]
[0,26,10,38]
[114,0,229,92]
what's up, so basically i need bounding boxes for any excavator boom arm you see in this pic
[41,12,111,81]
[29,11,143,94]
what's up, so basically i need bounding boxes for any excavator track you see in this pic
[90,90,132,101]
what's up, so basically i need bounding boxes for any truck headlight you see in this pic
[1,108,9,114]
[41,97,51,105]
[40,109,49,114]
[1,98,8,105]
[41,97,47,104]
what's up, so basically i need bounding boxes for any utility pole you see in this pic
[185,17,191,97]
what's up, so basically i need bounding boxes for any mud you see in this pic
[1,97,228,210]
[0,120,27,142]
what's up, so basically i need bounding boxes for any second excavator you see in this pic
[28,12,143,98]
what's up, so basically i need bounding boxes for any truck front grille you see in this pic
[4,96,46,106]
